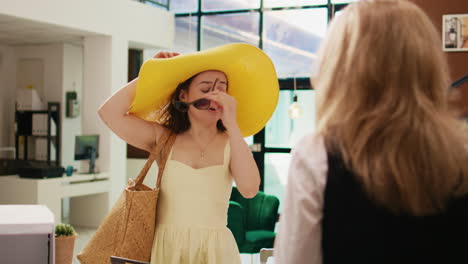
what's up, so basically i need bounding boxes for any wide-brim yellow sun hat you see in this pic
[128,43,279,137]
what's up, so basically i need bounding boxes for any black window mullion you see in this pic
[253,130,266,191]
[267,4,328,11]
[264,148,291,153]
[197,0,202,51]
[279,77,311,90]
[254,0,265,191]
[259,0,264,49]
[333,3,348,14]
[175,3,331,17]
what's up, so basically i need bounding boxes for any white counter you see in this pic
[0,173,110,228]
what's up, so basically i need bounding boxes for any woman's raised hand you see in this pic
[153,51,180,59]
[205,91,238,131]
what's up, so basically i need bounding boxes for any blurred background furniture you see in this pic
[0,173,110,227]
[0,205,55,264]
[260,248,274,264]
[227,186,280,261]
[15,102,61,167]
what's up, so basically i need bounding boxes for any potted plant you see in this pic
[55,223,78,264]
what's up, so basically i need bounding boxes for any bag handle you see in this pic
[132,129,176,189]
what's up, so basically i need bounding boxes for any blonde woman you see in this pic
[274,1,468,263]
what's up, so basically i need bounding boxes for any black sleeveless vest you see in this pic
[322,152,468,264]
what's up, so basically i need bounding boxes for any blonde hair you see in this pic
[315,0,468,216]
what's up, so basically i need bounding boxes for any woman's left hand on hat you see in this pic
[153,51,180,59]
[205,91,238,131]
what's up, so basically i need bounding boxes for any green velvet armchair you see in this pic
[227,186,280,254]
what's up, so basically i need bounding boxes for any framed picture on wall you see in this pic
[443,14,468,52]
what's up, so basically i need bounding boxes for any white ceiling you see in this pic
[0,14,97,46]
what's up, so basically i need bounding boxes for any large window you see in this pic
[263,8,327,78]
[201,13,260,49]
[171,0,357,211]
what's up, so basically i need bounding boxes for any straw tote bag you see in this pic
[77,130,176,263]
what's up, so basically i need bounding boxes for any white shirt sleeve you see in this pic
[273,134,328,264]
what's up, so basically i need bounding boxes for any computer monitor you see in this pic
[74,135,99,174]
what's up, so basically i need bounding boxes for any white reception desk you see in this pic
[0,172,110,228]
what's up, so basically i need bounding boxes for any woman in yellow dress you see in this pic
[98,44,279,263]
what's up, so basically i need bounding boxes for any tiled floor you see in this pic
[73,226,96,264]
[73,226,273,264]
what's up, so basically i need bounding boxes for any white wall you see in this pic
[0,0,174,49]
[127,159,159,188]
[14,44,64,104]
[83,36,130,205]
[0,45,16,152]
[62,43,83,168]
[109,37,129,202]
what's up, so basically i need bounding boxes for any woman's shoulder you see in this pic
[290,133,328,179]
[287,132,328,195]
[292,133,327,161]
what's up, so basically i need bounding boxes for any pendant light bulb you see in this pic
[289,95,302,119]
[289,77,302,119]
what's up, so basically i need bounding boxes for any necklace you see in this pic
[194,132,218,159]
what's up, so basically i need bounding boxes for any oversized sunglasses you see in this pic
[172,98,211,112]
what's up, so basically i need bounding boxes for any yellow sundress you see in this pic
[150,141,241,264]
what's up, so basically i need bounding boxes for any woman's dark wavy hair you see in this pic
[160,73,227,134]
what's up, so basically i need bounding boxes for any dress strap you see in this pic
[223,141,231,169]
[167,146,174,161]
